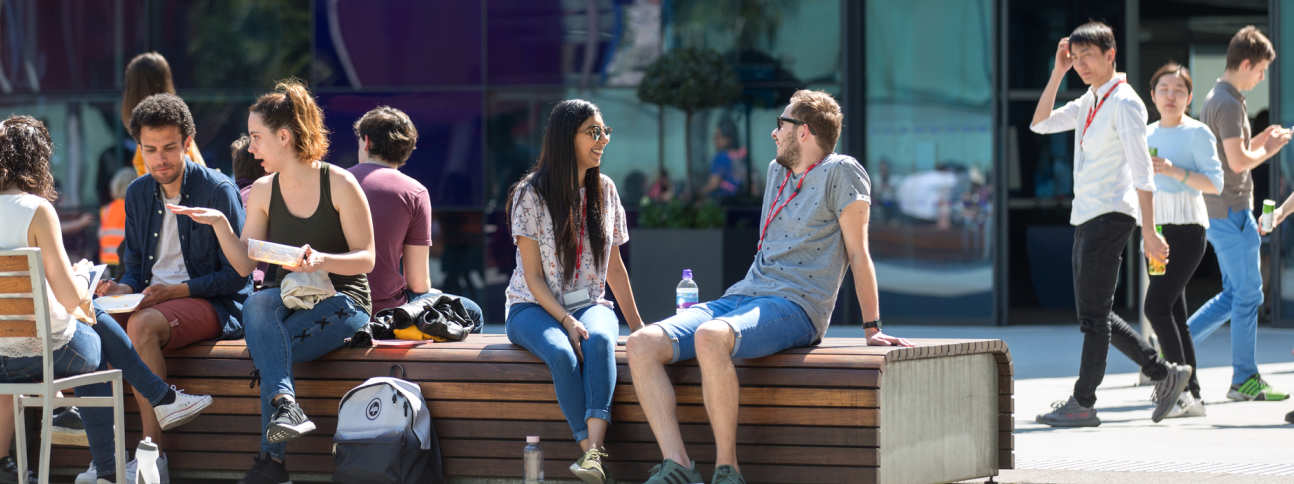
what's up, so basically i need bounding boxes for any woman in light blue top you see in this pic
[1144,62,1223,418]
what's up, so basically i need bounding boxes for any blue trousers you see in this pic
[243,289,370,458]
[1187,208,1261,385]
[505,303,618,441]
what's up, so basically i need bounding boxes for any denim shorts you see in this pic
[652,294,816,363]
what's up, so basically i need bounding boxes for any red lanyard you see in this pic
[757,160,822,251]
[1081,79,1125,145]
[574,194,587,274]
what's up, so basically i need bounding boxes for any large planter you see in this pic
[628,228,725,323]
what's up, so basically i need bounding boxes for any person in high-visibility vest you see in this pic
[98,167,135,266]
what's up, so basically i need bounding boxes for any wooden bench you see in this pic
[51,334,1014,483]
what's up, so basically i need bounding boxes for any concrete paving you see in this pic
[865,324,1294,484]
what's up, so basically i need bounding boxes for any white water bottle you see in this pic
[676,269,699,314]
[135,437,160,484]
[523,435,543,483]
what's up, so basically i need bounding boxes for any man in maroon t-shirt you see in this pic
[348,106,483,325]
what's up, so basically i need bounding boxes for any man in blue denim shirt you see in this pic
[94,93,249,477]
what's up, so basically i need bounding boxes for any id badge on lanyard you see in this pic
[562,195,595,312]
[561,288,594,312]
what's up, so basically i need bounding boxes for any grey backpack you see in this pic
[333,367,444,483]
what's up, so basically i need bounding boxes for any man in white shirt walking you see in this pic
[1030,21,1192,426]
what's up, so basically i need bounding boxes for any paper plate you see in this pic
[96,294,145,314]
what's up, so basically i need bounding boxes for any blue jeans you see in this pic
[77,306,174,473]
[1187,208,1261,385]
[505,303,618,441]
[652,294,816,363]
[0,323,107,468]
[407,290,484,332]
[243,289,371,458]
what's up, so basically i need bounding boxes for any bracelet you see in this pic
[1180,169,1190,183]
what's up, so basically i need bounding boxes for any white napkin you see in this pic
[280,271,336,310]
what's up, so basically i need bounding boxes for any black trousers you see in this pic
[1072,213,1168,408]
[1144,223,1207,399]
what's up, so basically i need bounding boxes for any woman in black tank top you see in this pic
[172,81,375,482]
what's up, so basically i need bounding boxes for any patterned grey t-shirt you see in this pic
[724,153,872,341]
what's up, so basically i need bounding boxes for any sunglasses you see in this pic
[777,116,808,132]
[585,125,613,142]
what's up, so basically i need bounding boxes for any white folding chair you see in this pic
[0,248,125,484]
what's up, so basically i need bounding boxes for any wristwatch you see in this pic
[862,319,882,330]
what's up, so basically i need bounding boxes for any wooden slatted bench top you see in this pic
[51,334,1014,483]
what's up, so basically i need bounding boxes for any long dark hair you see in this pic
[507,100,606,285]
[121,52,176,129]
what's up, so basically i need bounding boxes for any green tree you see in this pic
[637,47,741,194]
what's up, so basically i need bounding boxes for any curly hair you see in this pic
[0,116,57,201]
[353,106,418,165]
[250,80,330,162]
[128,93,196,142]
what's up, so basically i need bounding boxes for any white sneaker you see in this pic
[1166,394,1206,419]
[73,463,103,484]
[154,386,213,430]
[126,452,170,484]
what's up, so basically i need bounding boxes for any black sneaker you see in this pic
[1285,409,1293,424]
[51,406,88,446]
[237,453,289,484]
[0,456,37,484]
[266,397,315,443]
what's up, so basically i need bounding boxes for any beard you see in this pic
[775,138,800,169]
[149,164,182,186]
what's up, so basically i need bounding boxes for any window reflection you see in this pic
[317,92,484,208]
[865,0,995,322]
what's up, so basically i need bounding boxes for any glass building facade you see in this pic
[5,0,1293,327]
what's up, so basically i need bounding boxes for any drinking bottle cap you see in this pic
[526,435,540,443]
[682,269,693,279]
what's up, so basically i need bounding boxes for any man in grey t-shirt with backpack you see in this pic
[626,90,910,484]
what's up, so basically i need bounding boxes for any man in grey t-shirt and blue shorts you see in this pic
[627,90,910,484]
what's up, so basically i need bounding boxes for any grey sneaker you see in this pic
[712,465,747,484]
[1165,394,1206,419]
[643,459,703,484]
[569,447,607,484]
[1151,363,1192,423]
[1035,396,1100,427]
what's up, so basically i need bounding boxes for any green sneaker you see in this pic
[712,465,747,484]
[569,447,608,484]
[643,459,703,484]
[1227,375,1290,401]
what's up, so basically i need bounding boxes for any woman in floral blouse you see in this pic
[504,99,643,484]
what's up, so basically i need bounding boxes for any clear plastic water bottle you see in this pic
[135,437,160,484]
[676,269,698,314]
[523,435,543,483]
